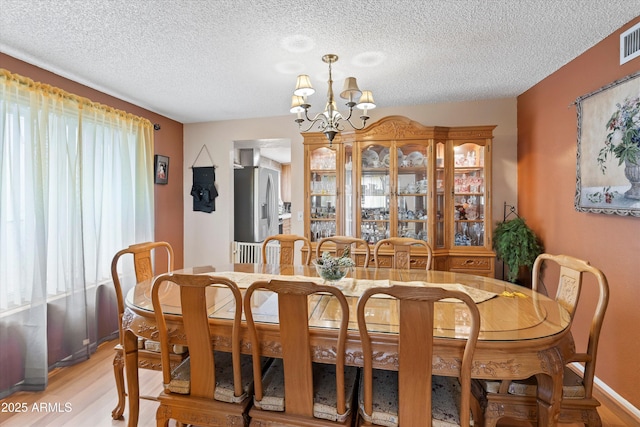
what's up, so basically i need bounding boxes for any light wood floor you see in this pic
[0,340,630,426]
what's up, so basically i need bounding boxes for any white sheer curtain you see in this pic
[0,69,154,397]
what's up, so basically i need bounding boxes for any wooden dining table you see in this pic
[122,263,574,427]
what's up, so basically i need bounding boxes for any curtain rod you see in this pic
[0,68,152,126]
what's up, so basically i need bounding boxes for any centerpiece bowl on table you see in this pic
[313,248,355,283]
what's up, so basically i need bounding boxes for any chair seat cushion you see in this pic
[142,339,187,355]
[253,358,358,422]
[167,351,254,403]
[479,366,586,399]
[358,369,469,427]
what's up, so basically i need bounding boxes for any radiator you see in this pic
[232,241,279,264]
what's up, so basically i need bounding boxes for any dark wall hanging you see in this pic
[190,145,218,213]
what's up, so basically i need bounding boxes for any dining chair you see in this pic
[109,241,187,420]
[152,273,252,426]
[244,279,358,426]
[262,233,312,265]
[356,284,480,426]
[316,236,371,267]
[473,253,610,427]
[372,237,433,270]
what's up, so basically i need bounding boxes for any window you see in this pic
[1,74,154,312]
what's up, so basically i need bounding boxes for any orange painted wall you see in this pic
[517,17,640,407]
[0,53,184,270]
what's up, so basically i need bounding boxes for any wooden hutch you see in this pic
[303,115,495,277]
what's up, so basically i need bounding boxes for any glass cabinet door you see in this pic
[452,142,486,247]
[343,143,354,236]
[309,146,337,242]
[435,141,446,249]
[395,142,429,244]
[358,144,390,244]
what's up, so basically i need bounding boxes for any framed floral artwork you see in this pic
[575,71,640,217]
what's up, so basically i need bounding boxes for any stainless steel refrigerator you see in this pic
[234,166,280,243]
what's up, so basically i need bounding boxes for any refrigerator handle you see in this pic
[265,173,274,229]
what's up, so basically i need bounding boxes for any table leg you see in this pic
[124,329,140,427]
[535,348,565,427]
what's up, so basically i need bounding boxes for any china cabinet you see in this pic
[303,116,495,277]
[303,132,351,241]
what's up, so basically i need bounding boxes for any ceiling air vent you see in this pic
[620,22,640,65]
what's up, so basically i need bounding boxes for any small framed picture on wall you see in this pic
[154,155,169,184]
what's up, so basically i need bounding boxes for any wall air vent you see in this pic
[620,22,640,65]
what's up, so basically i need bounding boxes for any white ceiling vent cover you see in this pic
[620,22,640,65]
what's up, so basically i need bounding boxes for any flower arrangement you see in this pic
[597,95,640,174]
[313,247,355,282]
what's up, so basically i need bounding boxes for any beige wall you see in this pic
[183,98,517,272]
[517,17,640,409]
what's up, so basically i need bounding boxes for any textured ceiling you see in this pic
[1,1,638,126]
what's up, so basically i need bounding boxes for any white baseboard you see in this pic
[570,362,640,424]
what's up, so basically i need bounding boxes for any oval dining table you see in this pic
[121,263,574,427]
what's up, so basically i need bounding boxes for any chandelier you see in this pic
[290,54,376,144]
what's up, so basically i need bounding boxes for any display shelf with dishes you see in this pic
[303,116,495,277]
[304,139,346,244]
[309,164,338,242]
[359,143,391,244]
[354,135,433,250]
[394,142,429,245]
[452,142,486,248]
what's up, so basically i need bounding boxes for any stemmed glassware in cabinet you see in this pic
[467,222,483,246]
[309,146,338,243]
[311,222,336,241]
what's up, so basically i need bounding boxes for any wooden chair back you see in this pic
[109,241,177,419]
[357,285,480,426]
[111,241,174,344]
[262,234,311,265]
[372,237,433,269]
[151,273,244,400]
[244,279,350,417]
[532,254,609,397]
[316,236,371,267]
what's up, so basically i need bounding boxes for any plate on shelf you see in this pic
[382,154,390,167]
[361,149,379,167]
[407,151,424,167]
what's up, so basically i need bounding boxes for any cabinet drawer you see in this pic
[368,254,430,269]
[409,256,430,270]
[371,255,393,268]
[449,256,492,271]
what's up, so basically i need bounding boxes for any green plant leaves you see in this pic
[493,217,543,283]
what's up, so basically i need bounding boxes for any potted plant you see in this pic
[493,217,543,284]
